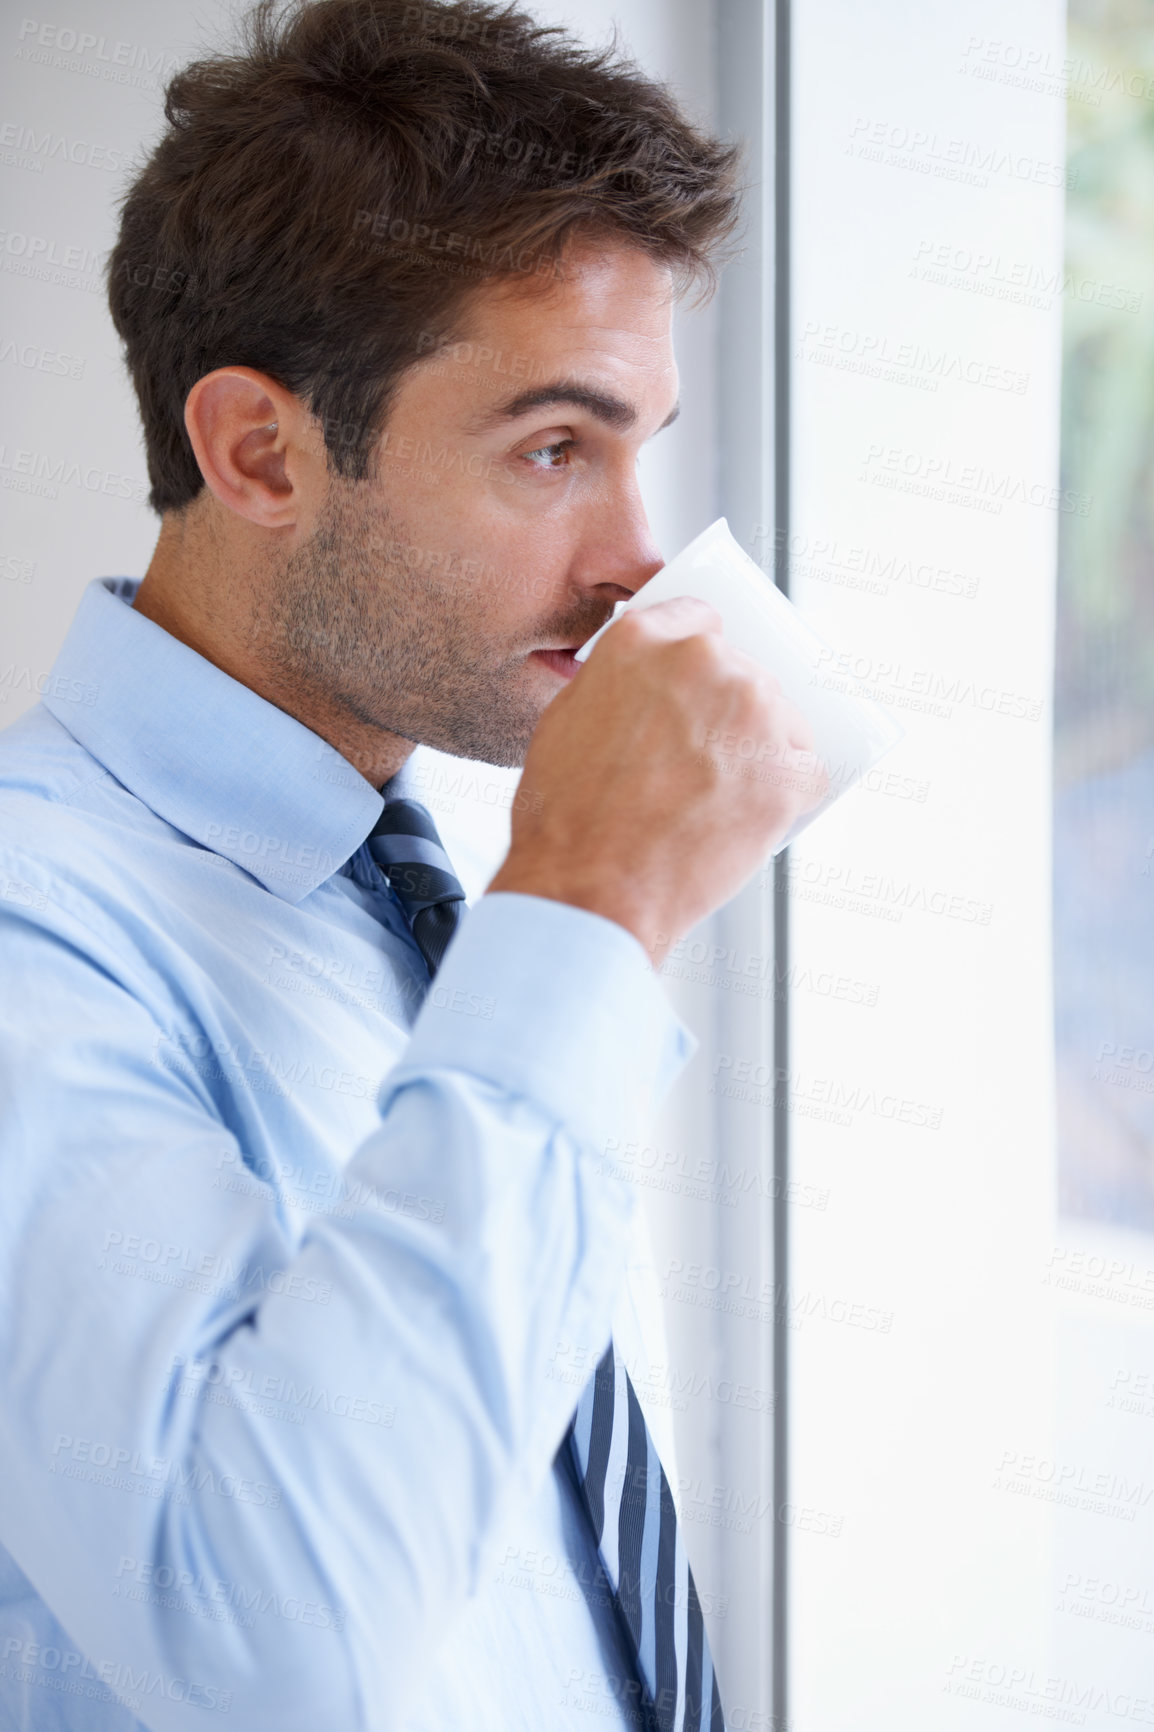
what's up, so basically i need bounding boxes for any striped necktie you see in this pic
[567,1342,726,1732]
[366,797,466,977]
[369,796,725,1726]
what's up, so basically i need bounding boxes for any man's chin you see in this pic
[395,663,559,769]
[414,715,534,772]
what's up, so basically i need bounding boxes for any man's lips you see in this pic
[530,647,582,680]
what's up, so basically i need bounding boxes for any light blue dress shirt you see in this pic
[0,578,695,1732]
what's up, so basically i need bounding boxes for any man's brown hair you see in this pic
[107,0,741,516]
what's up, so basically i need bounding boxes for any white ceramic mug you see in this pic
[574,516,905,853]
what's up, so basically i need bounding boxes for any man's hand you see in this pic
[486,598,828,965]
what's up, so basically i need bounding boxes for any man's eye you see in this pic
[521,440,574,470]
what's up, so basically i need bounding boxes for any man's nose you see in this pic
[573,482,664,599]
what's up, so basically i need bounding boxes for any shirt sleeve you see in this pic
[0,873,695,1732]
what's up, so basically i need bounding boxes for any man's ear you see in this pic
[183,367,322,530]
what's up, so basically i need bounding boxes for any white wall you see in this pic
[1,0,200,695]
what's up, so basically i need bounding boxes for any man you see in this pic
[0,1,823,1727]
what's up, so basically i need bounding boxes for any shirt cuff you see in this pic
[387,891,698,1153]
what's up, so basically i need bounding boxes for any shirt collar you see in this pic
[42,577,392,903]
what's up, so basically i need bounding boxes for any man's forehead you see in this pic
[483,238,675,316]
[486,267,672,347]
[456,247,674,359]
[394,245,678,436]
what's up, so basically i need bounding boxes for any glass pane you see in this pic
[1048,4,1154,1719]
[1054,0,1154,1235]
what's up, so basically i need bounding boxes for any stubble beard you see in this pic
[254,474,587,770]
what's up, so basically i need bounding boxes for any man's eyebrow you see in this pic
[465,380,680,436]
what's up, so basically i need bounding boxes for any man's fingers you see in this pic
[581,601,827,815]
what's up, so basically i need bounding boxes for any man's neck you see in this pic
[133,520,415,792]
